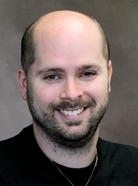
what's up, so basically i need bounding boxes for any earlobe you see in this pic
[16,69,27,100]
[108,60,112,92]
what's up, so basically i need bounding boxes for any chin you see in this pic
[53,123,98,148]
[58,131,95,148]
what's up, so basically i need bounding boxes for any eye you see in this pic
[79,70,97,78]
[43,74,62,82]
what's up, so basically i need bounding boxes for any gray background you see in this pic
[0,0,138,147]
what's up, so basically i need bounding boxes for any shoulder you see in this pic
[95,139,138,185]
[0,125,33,174]
[99,138,138,158]
[98,138,138,173]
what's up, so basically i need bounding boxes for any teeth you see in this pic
[60,108,84,116]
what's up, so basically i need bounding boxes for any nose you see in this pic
[60,79,83,100]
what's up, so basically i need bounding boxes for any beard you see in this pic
[27,85,109,149]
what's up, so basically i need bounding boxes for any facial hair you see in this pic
[26,83,108,149]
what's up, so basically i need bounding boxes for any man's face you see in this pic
[23,20,112,148]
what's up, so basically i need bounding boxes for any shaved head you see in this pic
[21,10,110,75]
[19,10,112,151]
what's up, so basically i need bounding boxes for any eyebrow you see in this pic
[37,68,64,76]
[77,65,100,71]
[36,64,100,76]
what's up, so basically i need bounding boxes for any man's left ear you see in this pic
[107,60,112,92]
[16,69,27,100]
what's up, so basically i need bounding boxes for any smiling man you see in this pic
[0,10,137,186]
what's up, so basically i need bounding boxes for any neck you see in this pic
[33,124,99,168]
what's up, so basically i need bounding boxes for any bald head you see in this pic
[21,10,110,74]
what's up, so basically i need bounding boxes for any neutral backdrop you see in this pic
[0,0,138,147]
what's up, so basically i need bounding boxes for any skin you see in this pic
[17,11,112,168]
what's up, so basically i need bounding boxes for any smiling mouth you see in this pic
[58,108,87,117]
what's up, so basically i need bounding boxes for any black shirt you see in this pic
[0,125,138,186]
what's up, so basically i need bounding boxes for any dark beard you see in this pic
[27,85,108,149]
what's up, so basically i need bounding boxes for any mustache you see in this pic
[53,99,96,110]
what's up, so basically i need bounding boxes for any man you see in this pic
[0,10,137,186]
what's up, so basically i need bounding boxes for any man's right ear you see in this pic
[16,69,27,100]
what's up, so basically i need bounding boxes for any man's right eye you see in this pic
[43,74,62,81]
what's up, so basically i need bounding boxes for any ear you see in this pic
[16,69,27,100]
[107,60,112,92]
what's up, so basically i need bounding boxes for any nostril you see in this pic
[60,89,83,100]
[60,80,83,100]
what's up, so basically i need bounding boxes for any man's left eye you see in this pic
[79,71,97,78]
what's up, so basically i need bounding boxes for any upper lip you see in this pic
[60,108,82,111]
[58,106,87,111]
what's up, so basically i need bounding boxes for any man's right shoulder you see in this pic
[0,125,33,174]
[0,133,21,172]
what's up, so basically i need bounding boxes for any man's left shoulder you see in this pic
[105,138,137,153]
[99,138,138,167]
[96,139,138,185]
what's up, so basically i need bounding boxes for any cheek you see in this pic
[85,79,109,101]
[32,83,61,105]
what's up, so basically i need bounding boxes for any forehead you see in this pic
[35,14,102,45]
[34,11,102,37]
[31,12,105,71]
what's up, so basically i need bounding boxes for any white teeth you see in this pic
[60,108,84,116]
